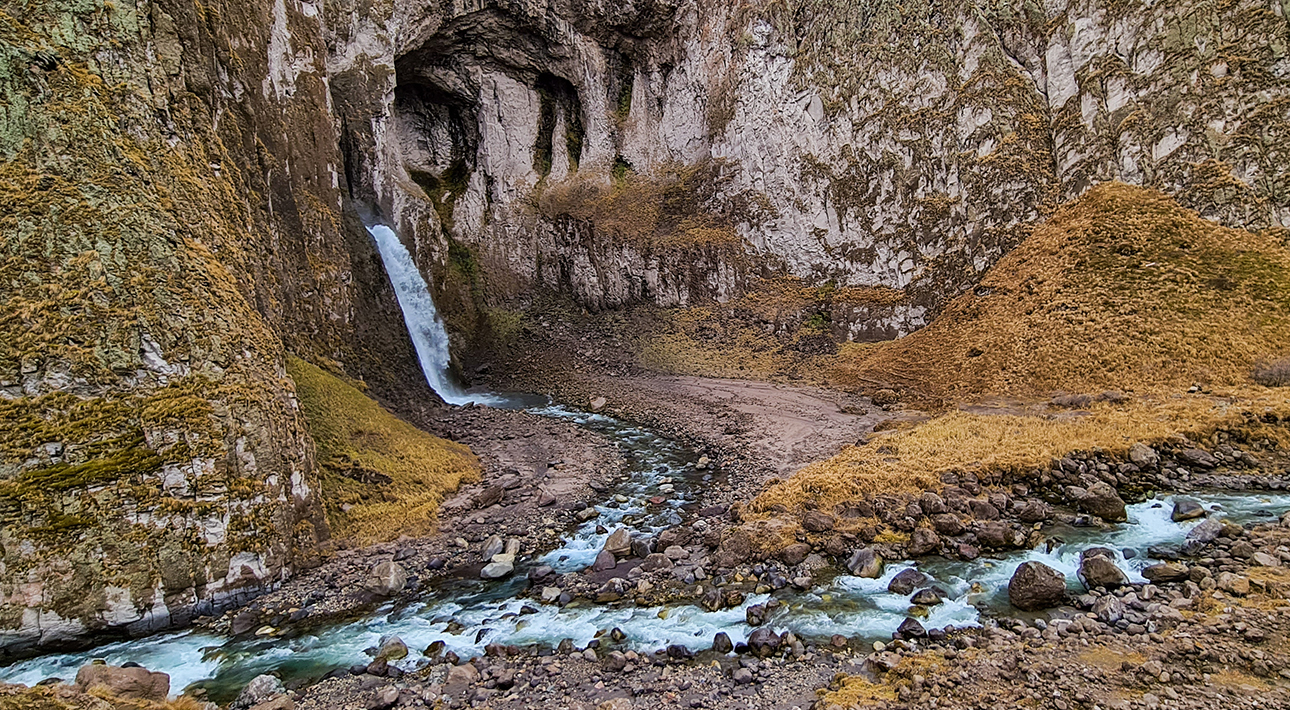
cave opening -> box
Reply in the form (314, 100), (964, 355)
(533, 72), (584, 178)
(392, 80), (479, 232)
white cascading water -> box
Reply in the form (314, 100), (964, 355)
(367, 224), (479, 406)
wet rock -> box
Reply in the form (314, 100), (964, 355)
(748, 628), (781, 657)
(666, 644), (693, 659)
(364, 561), (408, 597)
(423, 640), (446, 658)
(375, 636), (408, 661)
(910, 588), (942, 606)
(529, 565), (554, 581)
(604, 528), (633, 558)
(779, 543), (811, 565)
(640, 553), (673, 572)
(228, 674), (283, 710)
(1079, 555), (1129, 590)
(700, 586), (725, 612)
(1078, 482), (1127, 522)
(481, 555), (515, 579)
(475, 485), (504, 508)
(907, 527), (941, 556)
(712, 632), (733, 653)
(802, 511), (836, 532)
(1080, 546), (1115, 561)
(746, 604), (768, 626)
(895, 618), (927, 639)
(1142, 563), (1190, 583)
(846, 548), (883, 578)
(1171, 500), (1206, 522)
(1008, 561), (1066, 611)
(932, 513), (963, 536)
(888, 568), (928, 595)
(1016, 500), (1052, 523)
(576, 507), (600, 522)
(1129, 443), (1160, 468)
(592, 549), (618, 572)
(76, 663), (170, 702)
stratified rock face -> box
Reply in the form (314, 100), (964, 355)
(329, 0), (1290, 333)
(0, 0), (423, 652)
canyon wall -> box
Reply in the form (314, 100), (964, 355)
(0, 0), (427, 652)
(337, 0), (1289, 338)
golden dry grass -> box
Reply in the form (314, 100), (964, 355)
(832, 182), (1290, 403)
(286, 357), (480, 543)
(820, 676), (898, 708)
(749, 390), (1290, 514)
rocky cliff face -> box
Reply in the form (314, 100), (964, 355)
(0, 0), (427, 652)
(335, 0), (1288, 338)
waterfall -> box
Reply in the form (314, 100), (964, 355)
(367, 224), (480, 406)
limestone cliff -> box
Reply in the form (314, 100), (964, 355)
(332, 0), (1289, 339)
(0, 0), (427, 653)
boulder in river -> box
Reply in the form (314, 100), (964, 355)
(910, 588), (942, 606)
(748, 627), (781, 657)
(375, 635), (408, 661)
(746, 603), (767, 626)
(1171, 499), (1206, 522)
(481, 554), (516, 579)
(895, 617), (927, 640)
(1078, 554), (1129, 590)
(712, 632), (733, 653)
(887, 568), (928, 596)
(846, 547), (883, 578)
(1008, 561), (1067, 611)
(1078, 482), (1127, 522)
(364, 561), (408, 596)
(76, 663), (170, 702)
(603, 528), (632, 558)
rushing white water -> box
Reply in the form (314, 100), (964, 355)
(368, 224), (498, 406)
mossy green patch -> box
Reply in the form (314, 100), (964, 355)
(287, 356), (480, 543)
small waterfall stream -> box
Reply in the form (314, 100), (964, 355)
(367, 224), (483, 406)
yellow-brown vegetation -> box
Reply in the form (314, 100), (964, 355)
(832, 183), (1290, 403)
(750, 391), (1290, 514)
(286, 358), (480, 543)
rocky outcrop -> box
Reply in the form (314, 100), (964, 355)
(329, 0), (1290, 337)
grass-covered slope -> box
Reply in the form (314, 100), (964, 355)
(286, 358), (480, 544)
(834, 183), (1290, 404)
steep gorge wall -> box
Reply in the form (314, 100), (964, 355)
(335, 0), (1289, 340)
(0, 0), (428, 653)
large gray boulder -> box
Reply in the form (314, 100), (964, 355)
(846, 547), (884, 578)
(1008, 561), (1067, 611)
(228, 673), (284, 710)
(1078, 482), (1127, 522)
(1078, 554), (1129, 589)
(364, 560), (408, 596)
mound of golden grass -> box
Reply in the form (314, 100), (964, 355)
(750, 390), (1290, 515)
(286, 357), (480, 543)
(833, 182), (1290, 403)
